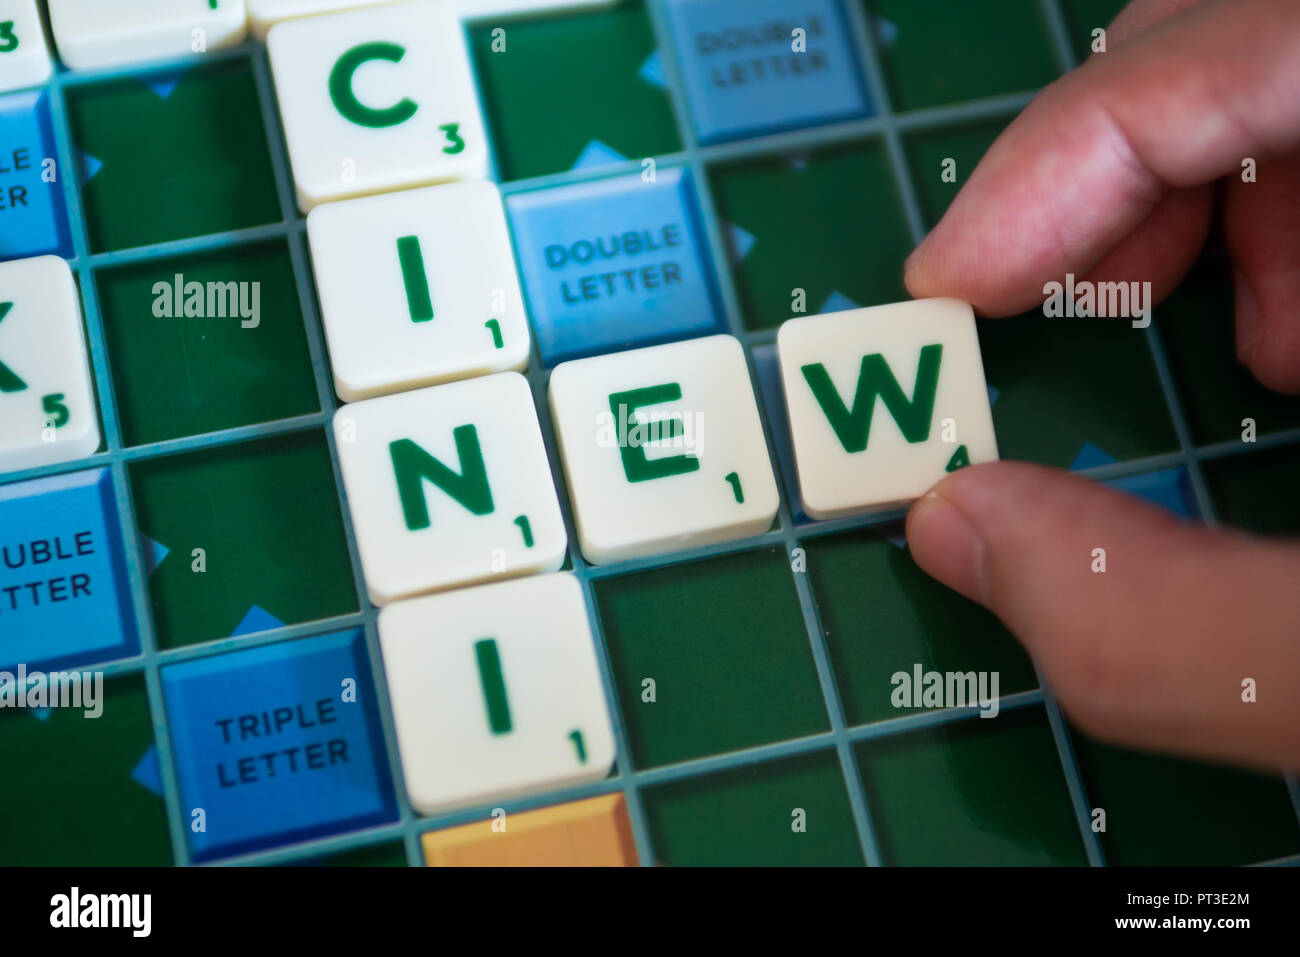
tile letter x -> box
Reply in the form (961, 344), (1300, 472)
(0, 302), (28, 392)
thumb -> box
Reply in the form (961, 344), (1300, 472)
(904, 460), (1300, 772)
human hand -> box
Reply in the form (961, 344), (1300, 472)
(902, 0), (1300, 772)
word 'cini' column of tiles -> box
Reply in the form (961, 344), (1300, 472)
(278, 1), (619, 831)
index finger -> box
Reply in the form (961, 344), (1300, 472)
(903, 0), (1300, 316)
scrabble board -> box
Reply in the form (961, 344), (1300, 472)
(2, 0), (1299, 867)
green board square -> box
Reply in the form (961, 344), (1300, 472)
(0, 675), (172, 865)
(903, 118), (1010, 227)
(65, 59), (281, 253)
(864, 0), (1060, 112)
(805, 526), (1038, 727)
(470, 1), (681, 181)
(1203, 445), (1300, 537)
(96, 241), (320, 446)
(130, 430), (359, 649)
(642, 750), (863, 866)
(978, 313), (1179, 468)
(1156, 264), (1300, 446)
(1059, 0), (1130, 62)
(709, 140), (912, 331)
(856, 707), (1087, 865)
(1071, 734), (1300, 866)
(594, 547), (829, 768)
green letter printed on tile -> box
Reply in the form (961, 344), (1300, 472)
(329, 41), (418, 129)
(801, 344), (943, 452)
(608, 383), (700, 483)
(389, 426), (495, 531)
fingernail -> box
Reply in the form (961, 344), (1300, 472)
(1234, 268), (1262, 363)
(906, 489), (989, 605)
(903, 236), (930, 277)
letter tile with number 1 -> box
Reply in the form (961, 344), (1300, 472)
(777, 299), (999, 519)
(549, 335), (779, 564)
(333, 372), (566, 605)
(380, 573), (616, 815)
(308, 181), (528, 401)
(267, 0), (487, 211)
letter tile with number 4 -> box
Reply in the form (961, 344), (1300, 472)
(0, 0), (52, 93)
(0, 256), (100, 474)
(307, 181), (528, 401)
(334, 372), (566, 606)
(777, 299), (998, 519)
(380, 572), (615, 815)
(267, 0), (487, 211)
(549, 335), (779, 564)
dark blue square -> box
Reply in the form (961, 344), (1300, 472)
(161, 629), (398, 862)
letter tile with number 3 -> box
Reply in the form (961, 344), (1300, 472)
(267, 0), (487, 211)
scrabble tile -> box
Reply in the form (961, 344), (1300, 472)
(267, 0), (488, 212)
(0, 256), (100, 473)
(0, 1), (52, 93)
(0, 468), (138, 672)
(422, 794), (636, 867)
(549, 335), (779, 564)
(777, 299), (998, 519)
(506, 167), (724, 366)
(664, 0), (870, 145)
(380, 573), (616, 814)
(307, 181), (528, 401)
(161, 629), (398, 862)
(0, 91), (71, 261)
(334, 372), (565, 605)
(248, 0), (391, 40)
(47, 0), (248, 72)
(251, 0), (617, 38)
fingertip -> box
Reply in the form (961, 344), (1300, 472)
(906, 485), (989, 607)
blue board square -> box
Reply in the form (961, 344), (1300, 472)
(0, 468), (138, 671)
(507, 166), (725, 366)
(664, 0), (871, 145)
(161, 629), (398, 862)
(0, 90), (72, 261)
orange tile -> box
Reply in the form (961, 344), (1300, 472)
(422, 793), (637, 867)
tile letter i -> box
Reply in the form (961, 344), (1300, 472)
(397, 235), (434, 322)
(475, 638), (513, 735)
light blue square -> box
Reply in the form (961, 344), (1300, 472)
(664, 0), (871, 145)
(161, 629), (397, 862)
(507, 166), (725, 366)
(0, 468), (138, 672)
(0, 90), (71, 261)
